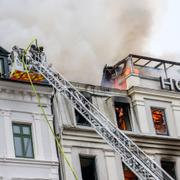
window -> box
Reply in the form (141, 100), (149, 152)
(0, 58), (4, 77)
(75, 92), (92, 126)
(75, 109), (91, 126)
(151, 107), (168, 135)
(123, 163), (138, 180)
(79, 156), (97, 180)
(161, 160), (176, 179)
(114, 102), (132, 131)
(12, 123), (34, 158)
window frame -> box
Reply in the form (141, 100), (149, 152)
(145, 99), (176, 136)
(12, 123), (34, 158)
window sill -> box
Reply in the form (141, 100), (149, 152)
(15, 156), (34, 159)
(75, 124), (92, 130)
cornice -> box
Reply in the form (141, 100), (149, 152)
(72, 82), (127, 97)
(0, 80), (52, 96)
(0, 86), (52, 103)
(128, 86), (180, 100)
(62, 128), (180, 155)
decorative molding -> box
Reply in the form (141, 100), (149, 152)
(104, 151), (115, 157)
(62, 129), (180, 155)
(0, 85), (52, 104)
(0, 110), (11, 116)
(171, 105), (180, 111)
(0, 158), (58, 166)
(128, 86), (180, 100)
(32, 114), (53, 121)
(71, 83), (127, 97)
(132, 100), (145, 107)
(64, 147), (72, 153)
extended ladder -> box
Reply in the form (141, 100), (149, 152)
(11, 47), (174, 180)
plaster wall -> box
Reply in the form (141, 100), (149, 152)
(0, 81), (59, 180)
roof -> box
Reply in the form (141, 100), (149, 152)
(114, 54), (180, 71)
(0, 46), (9, 57)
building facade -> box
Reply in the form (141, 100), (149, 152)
(0, 45), (180, 180)
(53, 55), (180, 180)
(0, 47), (59, 180)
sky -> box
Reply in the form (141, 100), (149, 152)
(0, 0), (180, 85)
(146, 0), (180, 60)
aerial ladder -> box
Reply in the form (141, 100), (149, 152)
(9, 44), (174, 180)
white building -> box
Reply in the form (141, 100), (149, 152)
(0, 47), (59, 180)
(53, 54), (180, 180)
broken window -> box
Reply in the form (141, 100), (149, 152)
(114, 102), (132, 131)
(75, 92), (92, 126)
(123, 163), (138, 180)
(79, 156), (97, 180)
(151, 107), (168, 135)
(161, 160), (176, 179)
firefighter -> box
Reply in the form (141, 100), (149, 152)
(12, 45), (27, 64)
(29, 44), (39, 61)
(38, 46), (47, 64)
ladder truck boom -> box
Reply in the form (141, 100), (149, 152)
(9, 45), (174, 180)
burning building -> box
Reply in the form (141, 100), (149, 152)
(101, 54), (180, 91)
(0, 43), (179, 180)
(53, 54), (180, 179)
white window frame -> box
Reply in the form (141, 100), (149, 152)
(145, 99), (176, 137)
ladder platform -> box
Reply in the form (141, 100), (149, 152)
(10, 69), (45, 82)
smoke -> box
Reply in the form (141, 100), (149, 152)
(0, 0), (159, 85)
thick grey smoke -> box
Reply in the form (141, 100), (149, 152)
(0, 0), (159, 85)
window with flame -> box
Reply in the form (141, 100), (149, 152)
(115, 102), (132, 131)
(151, 107), (168, 135)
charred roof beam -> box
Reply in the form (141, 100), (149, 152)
(155, 62), (163, 69)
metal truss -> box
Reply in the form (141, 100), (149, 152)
(10, 48), (174, 180)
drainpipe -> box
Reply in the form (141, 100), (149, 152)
(51, 88), (64, 180)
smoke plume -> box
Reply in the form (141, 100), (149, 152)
(0, 0), (159, 85)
